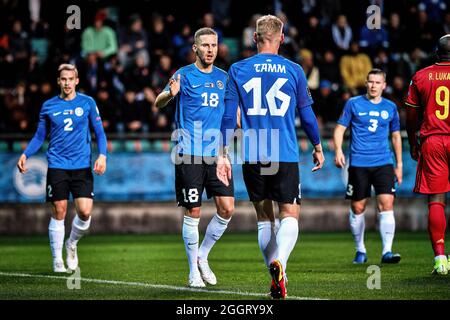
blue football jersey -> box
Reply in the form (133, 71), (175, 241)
(224, 53), (313, 162)
(24, 93), (107, 169)
(337, 95), (400, 167)
(166, 64), (228, 157)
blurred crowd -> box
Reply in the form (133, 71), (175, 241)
(0, 0), (449, 137)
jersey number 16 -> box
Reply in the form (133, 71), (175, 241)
(243, 77), (291, 117)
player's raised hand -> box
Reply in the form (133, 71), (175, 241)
(334, 149), (346, 168)
(94, 154), (107, 175)
(312, 147), (325, 172)
(169, 74), (181, 97)
(217, 156), (232, 186)
(17, 154), (27, 174)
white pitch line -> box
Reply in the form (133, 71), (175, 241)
(0, 271), (325, 300)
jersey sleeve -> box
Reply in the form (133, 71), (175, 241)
(405, 74), (421, 108)
(88, 98), (107, 156)
(221, 66), (239, 146)
(23, 104), (48, 158)
(337, 99), (353, 127)
(295, 65), (314, 110)
(390, 106), (401, 132)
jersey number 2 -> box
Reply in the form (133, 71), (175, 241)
(64, 118), (73, 131)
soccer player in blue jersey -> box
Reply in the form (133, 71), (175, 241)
(155, 28), (234, 288)
(16, 64), (107, 273)
(333, 69), (403, 264)
(217, 15), (324, 299)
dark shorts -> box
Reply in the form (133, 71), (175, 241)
(175, 156), (234, 209)
(345, 164), (396, 201)
(242, 162), (301, 204)
(46, 168), (94, 202)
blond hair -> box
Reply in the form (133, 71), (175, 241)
(58, 63), (78, 78)
(194, 27), (217, 45)
(255, 15), (283, 44)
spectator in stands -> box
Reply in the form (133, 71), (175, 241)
(9, 19), (30, 82)
(299, 49), (319, 91)
(124, 50), (152, 91)
(172, 22), (194, 65)
(4, 82), (31, 133)
(151, 53), (175, 95)
(118, 14), (150, 69)
(242, 14), (261, 53)
(201, 13), (223, 43)
(358, 23), (389, 56)
(96, 87), (119, 133)
(300, 14), (329, 55)
(331, 14), (352, 56)
(81, 10), (118, 60)
(313, 80), (339, 128)
(318, 49), (341, 90)
(121, 86), (149, 133)
(340, 41), (373, 95)
(149, 14), (173, 64)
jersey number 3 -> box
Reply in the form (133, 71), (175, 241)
(244, 77), (291, 117)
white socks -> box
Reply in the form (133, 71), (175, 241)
(275, 217), (299, 272)
(182, 216), (200, 276)
(379, 210), (395, 255)
(349, 209), (366, 253)
(68, 215), (91, 246)
(49, 218), (65, 261)
(257, 221), (278, 268)
(198, 213), (231, 262)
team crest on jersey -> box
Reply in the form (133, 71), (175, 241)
(381, 110), (389, 120)
(216, 80), (224, 89)
(75, 107), (84, 117)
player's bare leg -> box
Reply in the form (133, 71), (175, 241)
(197, 196), (234, 285)
(377, 194), (401, 263)
(350, 199), (368, 263)
(65, 197), (93, 271)
(428, 193), (448, 274)
(183, 207), (205, 287)
(49, 200), (68, 272)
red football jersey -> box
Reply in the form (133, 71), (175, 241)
(405, 62), (450, 137)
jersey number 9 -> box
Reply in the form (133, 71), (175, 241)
(435, 86), (449, 120)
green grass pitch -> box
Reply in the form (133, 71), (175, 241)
(0, 232), (449, 300)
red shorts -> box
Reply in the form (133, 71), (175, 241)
(414, 135), (450, 194)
